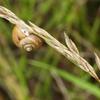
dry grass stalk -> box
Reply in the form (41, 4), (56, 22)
(51, 70), (70, 100)
(0, 6), (100, 82)
(95, 53), (100, 71)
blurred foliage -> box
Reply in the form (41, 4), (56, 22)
(0, 0), (100, 100)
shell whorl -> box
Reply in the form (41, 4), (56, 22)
(12, 25), (42, 51)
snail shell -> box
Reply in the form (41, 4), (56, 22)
(12, 25), (43, 52)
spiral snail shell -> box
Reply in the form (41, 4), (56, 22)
(12, 25), (43, 52)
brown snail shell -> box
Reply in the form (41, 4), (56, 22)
(12, 25), (43, 52)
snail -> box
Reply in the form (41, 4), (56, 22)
(12, 25), (43, 52)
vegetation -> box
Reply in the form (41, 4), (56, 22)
(0, 0), (100, 100)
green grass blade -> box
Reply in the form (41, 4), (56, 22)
(30, 60), (100, 98)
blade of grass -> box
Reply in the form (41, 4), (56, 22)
(90, 11), (100, 43)
(46, 0), (72, 29)
(30, 60), (100, 98)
